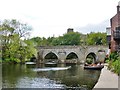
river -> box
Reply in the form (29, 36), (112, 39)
(2, 63), (101, 90)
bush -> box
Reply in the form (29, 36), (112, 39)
(105, 59), (109, 63)
(109, 52), (119, 61)
(108, 52), (120, 75)
(3, 58), (21, 64)
(112, 60), (120, 74)
(10, 58), (21, 63)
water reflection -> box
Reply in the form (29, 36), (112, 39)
(17, 77), (65, 88)
(2, 63), (101, 90)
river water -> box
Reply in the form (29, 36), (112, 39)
(2, 63), (101, 90)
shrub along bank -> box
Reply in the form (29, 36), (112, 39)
(106, 52), (120, 75)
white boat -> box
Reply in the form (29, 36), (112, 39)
(25, 62), (36, 65)
(33, 66), (71, 71)
(45, 61), (57, 66)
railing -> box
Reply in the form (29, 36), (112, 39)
(113, 30), (120, 40)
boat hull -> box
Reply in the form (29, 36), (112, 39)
(84, 65), (104, 70)
(25, 62), (36, 65)
(45, 62), (57, 67)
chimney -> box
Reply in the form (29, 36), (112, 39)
(117, 1), (120, 13)
(67, 28), (74, 33)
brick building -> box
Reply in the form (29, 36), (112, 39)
(108, 2), (120, 52)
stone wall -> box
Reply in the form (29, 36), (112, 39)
(37, 46), (108, 64)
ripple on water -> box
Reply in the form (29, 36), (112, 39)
(16, 77), (65, 88)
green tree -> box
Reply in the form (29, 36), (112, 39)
(62, 32), (81, 45)
(51, 36), (63, 45)
(0, 19), (33, 63)
(30, 32), (81, 46)
(47, 36), (55, 45)
(52, 32), (81, 45)
(86, 32), (107, 45)
(24, 40), (37, 60)
(30, 37), (42, 46)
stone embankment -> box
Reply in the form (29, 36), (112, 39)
(93, 65), (119, 90)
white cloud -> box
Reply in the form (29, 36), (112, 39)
(75, 20), (110, 34)
(0, 0), (120, 38)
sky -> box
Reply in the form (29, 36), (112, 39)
(0, 0), (120, 38)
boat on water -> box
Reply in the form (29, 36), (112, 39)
(33, 66), (71, 71)
(25, 62), (36, 65)
(84, 64), (104, 70)
(45, 60), (58, 67)
(45, 62), (57, 65)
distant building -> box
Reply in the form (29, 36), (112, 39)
(106, 27), (111, 49)
(67, 28), (74, 33)
(107, 2), (120, 52)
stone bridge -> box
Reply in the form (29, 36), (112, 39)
(37, 46), (108, 64)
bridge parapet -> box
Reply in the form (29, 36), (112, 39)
(37, 45), (84, 49)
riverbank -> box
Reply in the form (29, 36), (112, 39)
(93, 65), (119, 90)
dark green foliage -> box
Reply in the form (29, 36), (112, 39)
(52, 32), (81, 45)
(30, 36), (56, 46)
(109, 52), (119, 61)
(62, 32), (81, 45)
(107, 52), (120, 75)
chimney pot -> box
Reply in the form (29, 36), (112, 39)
(117, 1), (120, 13)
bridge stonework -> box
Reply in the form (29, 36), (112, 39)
(37, 46), (108, 64)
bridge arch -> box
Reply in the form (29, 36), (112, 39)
(44, 52), (59, 60)
(85, 52), (97, 64)
(66, 52), (79, 60)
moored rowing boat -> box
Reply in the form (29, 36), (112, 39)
(84, 65), (104, 70)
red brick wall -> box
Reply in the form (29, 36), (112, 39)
(118, 12), (120, 26)
(110, 14), (118, 52)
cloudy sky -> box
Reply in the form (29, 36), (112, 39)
(0, 0), (120, 38)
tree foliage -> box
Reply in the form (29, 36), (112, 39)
(31, 32), (81, 46)
(61, 32), (81, 45)
(30, 32), (107, 46)
(0, 19), (35, 63)
(107, 52), (120, 75)
(86, 32), (107, 45)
